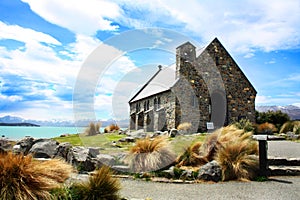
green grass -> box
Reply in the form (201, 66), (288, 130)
(53, 133), (207, 156)
(170, 134), (207, 155)
(53, 133), (126, 147)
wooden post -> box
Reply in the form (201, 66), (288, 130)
(255, 135), (268, 177)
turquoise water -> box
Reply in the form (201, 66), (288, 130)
(0, 126), (89, 140)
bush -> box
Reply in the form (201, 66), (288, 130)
(177, 122), (192, 131)
(233, 118), (255, 132)
(125, 136), (176, 172)
(70, 166), (120, 200)
(0, 152), (73, 200)
(104, 124), (120, 133)
(256, 110), (290, 130)
(280, 121), (300, 134)
(256, 122), (277, 134)
(85, 122), (101, 136)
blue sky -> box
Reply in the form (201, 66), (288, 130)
(0, 0), (300, 121)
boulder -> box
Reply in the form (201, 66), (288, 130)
(198, 160), (222, 182)
(96, 154), (116, 167)
(13, 137), (35, 154)
(54, 142), (73, 160)
(67, 146), (101, 172)
(127, 129), (146, 139)
(0, 138), (13, 152)
(29, 139), (59, 158)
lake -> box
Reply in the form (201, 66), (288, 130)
(0, 126), (90, 140)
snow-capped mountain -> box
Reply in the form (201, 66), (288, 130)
(256, 105), (300, 120)
(0, 115), (129, 127)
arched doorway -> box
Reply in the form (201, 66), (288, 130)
(210, 91), (227, 128)
(138, 112), (144, 130)
(146, 111), (154, 132)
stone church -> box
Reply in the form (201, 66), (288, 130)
(129, 38), (256, 132)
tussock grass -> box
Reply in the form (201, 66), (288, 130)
(177, 122), (192, 131)
(71, 166), (120, 200)
(176, 142), (207, 167)
(257, 122), (277, 134)
(215, 139), (259, 181)
(176, 125), (259, 181)
(0, 152), (73, 200)
(125, 136), (176, 172)
(104, 124), (120, 133)
(85, 122), (101, 136)
(280, 121), (300, 134)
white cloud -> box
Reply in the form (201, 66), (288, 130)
(22, 0), (122, 35)
(0, 21), (60, 45)
(116, 0), (300, 55)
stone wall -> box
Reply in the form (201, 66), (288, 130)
(130, 38), (256, 132)
(129, 91), (176, 132)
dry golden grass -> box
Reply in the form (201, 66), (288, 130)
(104, 124), (120, 133)
(0, 152), (73, 200)
(125, 136), (176, 172)
(71, 166), (120, 200)
(280, 121), (300, 133)
(177, 122), (192, 131)
(176, 142), (207, 167)
(215, 139), (259, 181)
(85, 122), (101, 136)
(257, 122), (277, 134)
(176, 125), (259, 181)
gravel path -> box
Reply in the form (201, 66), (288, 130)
(268, 141), (300, 158)
(120, 141), (300, 200)
(120, 176), (300, 200)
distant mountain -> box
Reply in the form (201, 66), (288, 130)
(0, 115), (129, 128)
(256, 105), (300, 120)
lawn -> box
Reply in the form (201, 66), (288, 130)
(53, 132), (207, 156)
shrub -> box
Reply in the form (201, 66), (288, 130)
(104, 124), (120, 133)
(256, 110), (290, 130)
(177, 122), (192, 131)
(0, 152), (73, 200)
(85, 122), (101, 136)
(233, 118), (255, 132)
(125, 136), (176, 172)
(256, 122), (277, 134)
(70, 166), (120, 200)
(280, 121), (300, 134)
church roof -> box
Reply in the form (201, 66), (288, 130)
(129, 64), (177, 103)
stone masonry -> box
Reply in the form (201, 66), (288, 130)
(129, 38), (256, 132)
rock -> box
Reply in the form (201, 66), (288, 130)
(286, 131), (300, 140)
(13, 137), (35, 154)
(198, 160), (222, 182)
(96, 154), (116, 167)
(112, 165), (130, 172)
(127, 129), (146, 139)
(67, 146), (101, 172)
(29, 139), (59, 158)
(118, 136), (135, 143)
(168, 129), (178, 138)
(54, 142), (73, 160)
(0, 138), (13, 152)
